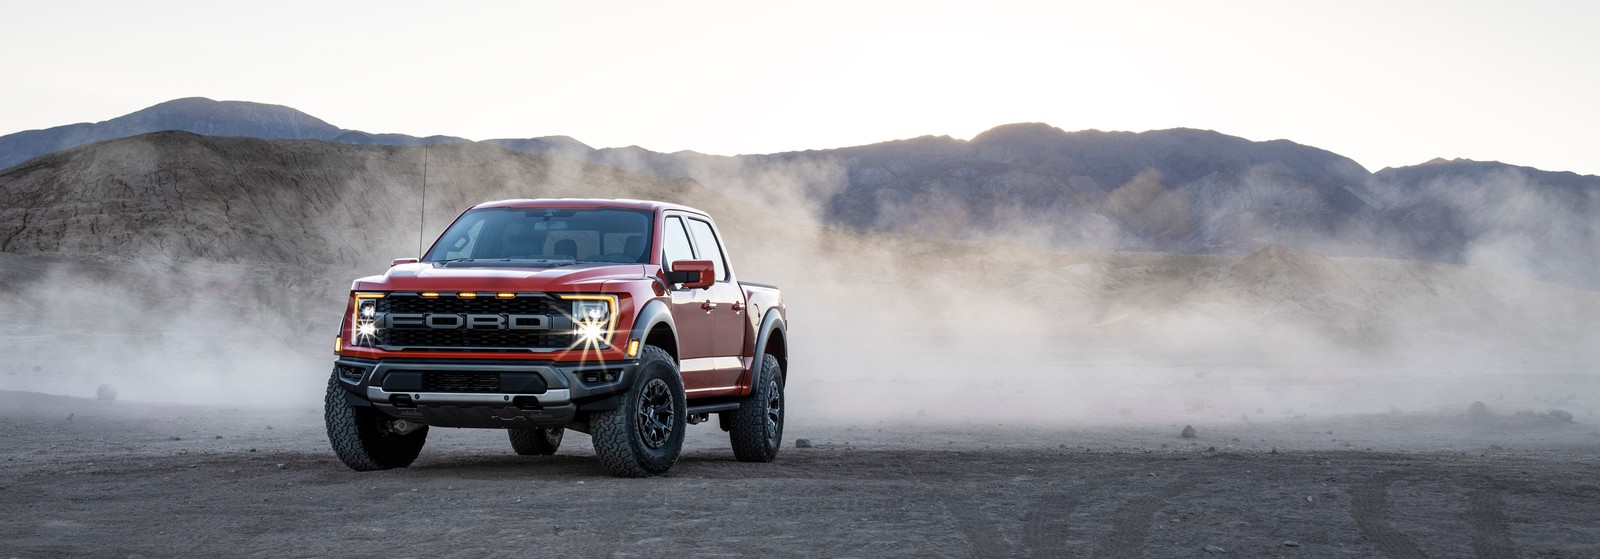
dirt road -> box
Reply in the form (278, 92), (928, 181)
(2, 391), (1597, 558)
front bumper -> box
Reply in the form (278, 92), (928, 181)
(332, 356), (639, 429)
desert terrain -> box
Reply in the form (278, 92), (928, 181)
(3, 389), (1598, 558)
(2, 134), (1597, 558)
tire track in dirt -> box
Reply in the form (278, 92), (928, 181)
(945, 488), (1079, 558)
(1087, 474), (1199, 559)
(1351, 471), (1428, 559)
(1468, 483), (1515, 559)
(1021, 493), (1078, 559)
(946, 490), (1011, 558)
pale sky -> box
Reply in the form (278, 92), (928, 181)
(2, 0), (1597, 175)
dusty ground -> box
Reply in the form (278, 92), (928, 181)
(1, 390), (1598, 559)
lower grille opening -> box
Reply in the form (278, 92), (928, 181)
(425, 372), (501, 393)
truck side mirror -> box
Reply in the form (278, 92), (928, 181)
(666, 260), (715, 289)
(391, 257), (419, 267)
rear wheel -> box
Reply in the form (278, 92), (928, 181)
(508, 427), (564, 455)
(324, 375), (427, 471)
(590, 345), (686, 477)
(728, 354), (784, 462)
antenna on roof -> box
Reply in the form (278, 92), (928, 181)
(417, 144), (429, 257)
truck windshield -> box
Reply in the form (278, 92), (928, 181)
(423, 207), (653, 265)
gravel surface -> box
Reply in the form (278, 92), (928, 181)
(2, 390), (1598, 558)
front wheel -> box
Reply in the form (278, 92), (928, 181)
(589, 345), (686, 477)
(728, 354), (784, 462)
(324, 375), (427, 471)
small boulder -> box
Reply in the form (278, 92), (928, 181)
(96, 384), (118, 402)
(1550, 409), (1574, 423)
(1467, 401), (1493, 419)
(794, 439), (812, 448)
(1181, 425), (1197, 439)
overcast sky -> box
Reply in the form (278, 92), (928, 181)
(2, 1), (1596, 175)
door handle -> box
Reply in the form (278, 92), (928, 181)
(701, 301), (718, 312)
(731, 301), (746, 313)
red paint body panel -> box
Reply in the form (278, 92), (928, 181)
(336, 198), (785, 401)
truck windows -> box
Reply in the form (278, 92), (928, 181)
(440, 219), (484, 260)
(685, 218), (728, 282)
(423, 208), (653, 264)
(662, 216), (694, 269)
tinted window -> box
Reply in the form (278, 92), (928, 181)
(685, 218), (728, 282)
(424, 208), (652, 263)
(662, 216), (693, 269)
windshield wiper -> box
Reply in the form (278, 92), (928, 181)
(434, 258), (577, 268)
(430, 258), (476, 267)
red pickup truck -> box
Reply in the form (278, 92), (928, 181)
(324, 199), (789, 477)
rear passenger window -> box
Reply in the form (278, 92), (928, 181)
(685, 218), (728, 282)
(662, 216), (693, 270)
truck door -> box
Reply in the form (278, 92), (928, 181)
(683, 217), (747, 390)
(661, 216), (719, 392)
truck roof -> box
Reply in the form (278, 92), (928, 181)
(471, 198), (709, 216)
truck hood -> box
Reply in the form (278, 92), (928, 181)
(351, 263), (651, 292)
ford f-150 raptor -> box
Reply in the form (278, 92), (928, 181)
(324, 199), (788, 477)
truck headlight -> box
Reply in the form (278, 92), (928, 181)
(574, 300), (609, 323)
(561, 295), (617, 347)
(351, 293), (384, 346)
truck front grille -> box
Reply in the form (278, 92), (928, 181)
(375, 293), (574, 351)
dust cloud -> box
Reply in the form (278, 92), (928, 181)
(2, 138), (1596, 447)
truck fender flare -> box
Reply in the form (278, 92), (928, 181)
(629, 298), (678, 358)
(752, 308), (787, 377)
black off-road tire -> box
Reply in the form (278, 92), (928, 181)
(508, 427), (564, 455)
(324, 375), (427, 471)
(589, 345), (686, 477)
(728, 354), (784, 462)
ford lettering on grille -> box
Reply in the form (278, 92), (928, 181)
(382, 313), (551, 330)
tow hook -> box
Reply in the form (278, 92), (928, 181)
(386, 419), (425, 435)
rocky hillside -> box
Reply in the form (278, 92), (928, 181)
(1365, 158), (1600, 286)
(3, 99), (1597, 287)
(1, 132), (1595, 380)
(0, 98), (339, 170)
(0, 131), (765, 272)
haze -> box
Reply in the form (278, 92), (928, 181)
(2, 0), (1598, 175)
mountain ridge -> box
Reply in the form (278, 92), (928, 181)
(2, 98), (1595, 287)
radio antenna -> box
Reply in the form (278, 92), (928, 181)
(417, 144), (429, 257)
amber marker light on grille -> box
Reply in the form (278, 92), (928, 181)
(421, 292), (439, 298)
(458, 292), (478, 298)
(496, 292), (516, 299)
(626, 339), (640, 357)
